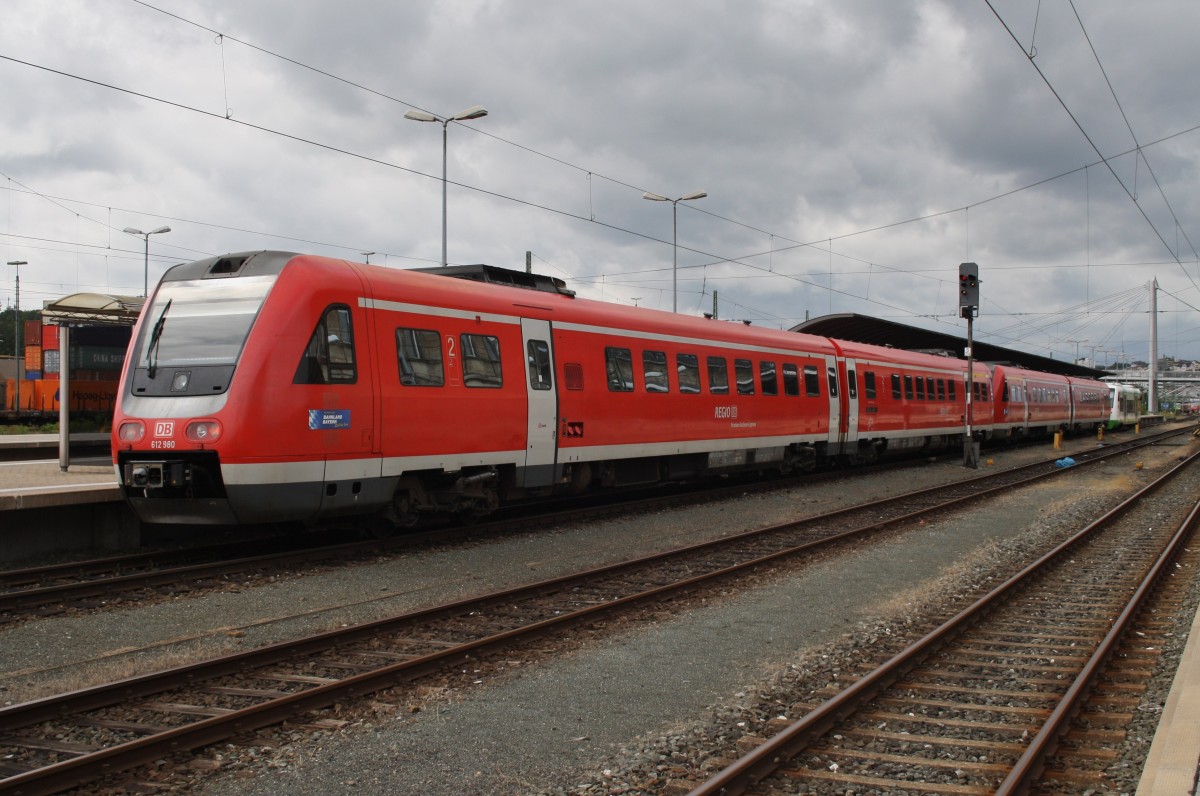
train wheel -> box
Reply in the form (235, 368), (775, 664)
(384, 493), (421, 529)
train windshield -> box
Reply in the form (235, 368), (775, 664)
(136, 275), (276, 370)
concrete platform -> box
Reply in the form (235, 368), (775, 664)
(0, 434), (120, 511)
(0, 435), (134, 560)
(0, 457), (121, 511)
(1137, 594), (1200, 794)
(0, 431), (110, 451)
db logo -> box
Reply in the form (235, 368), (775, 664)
(153, 421), (175, 437)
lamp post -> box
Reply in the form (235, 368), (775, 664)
(404, 104), (489, 267)
(642, 190), (707, 312)
(123, 226), (171, 296)
(1067, 339), (1089, 366)
(7, 260), (25, 415)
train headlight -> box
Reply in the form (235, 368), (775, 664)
(117, 421), (145, 443)
(185, 420), (222, 443)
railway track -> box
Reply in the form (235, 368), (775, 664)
(0, 428), (1194, 793)
(687, 442), (1200, 794)
(0, 427), (1186, 625)
(0, 468), (813, 623)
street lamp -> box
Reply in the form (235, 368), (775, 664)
(404, 104), (489, 267)
(642, 190), (707, 312)
(1067, 339), (1089, 365)
(361, 251), (375, 264)
(123, 226), (171, 296)
(6, 261), (26, 414)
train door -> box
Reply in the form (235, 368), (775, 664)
(843, 358), (860, 445)
(520, 318), (558, 488)
(1016, 378), (1030, 431)
(824, 355), (841, 449)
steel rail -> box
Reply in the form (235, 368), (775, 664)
(0, 452), (852, 613)
(1, 425), (1186, 617)
(996, 484), (1200, 793)
(687, 444), (1200, 796)
(0, 428), (1193, 795)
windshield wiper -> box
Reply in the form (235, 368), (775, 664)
(145, 298), (172, 379)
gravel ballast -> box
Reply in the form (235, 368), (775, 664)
(2, 430), (1196, 794)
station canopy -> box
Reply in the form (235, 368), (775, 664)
(40, 293), (144, 326)
(791, 313), (1108, 379)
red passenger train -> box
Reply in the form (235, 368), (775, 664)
(112, 252), (1109, 526)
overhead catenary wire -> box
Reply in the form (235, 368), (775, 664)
(1067, 0), (1199, 262)
(2, 5), (1198, 360)
(984, 0), (1200, 294)
(0, 52), (951, 326)
(107, 3), (1200, 291)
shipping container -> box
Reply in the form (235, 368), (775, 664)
(24, 319), (42, 346)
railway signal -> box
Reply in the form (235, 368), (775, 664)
(959, 262), (979, 319)
(960, 262), (981, 468)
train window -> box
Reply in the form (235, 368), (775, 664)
(760, 361), (778, 396)
(606, 347), (634, 392)
(847, 369), (857, 399)
(925, 377), (935, 400)
(827, 367), (839, 397)
(526, 340), (552, 391)
(293, 304), (357, 385)
(643, 350), (669, 393)
(948, 380), (956, 401)
(783, 363), (800, 396)
(982, 383), (990, 401)
(805, 365), (821, 397)
(891, 373), (901, 399)
(707, 356), (729, 394)
(396, 327), (443, 387)
(937, 379), (946, 401)
(903, 375), (914, 401)
(564, 363), (584, 390)
(461, 334), (503, 388)
(735, 359), (755, 395)
(915, 377), (925, 400)
(864, 371), (877, 400)
(677, 354), (701, 394)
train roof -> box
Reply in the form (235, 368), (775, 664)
(792, 313), (1108, 379)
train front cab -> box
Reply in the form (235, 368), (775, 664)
(114, 252), (284, 523)
(1107, 383), (1141, 429)
(114, 252), (392, 525)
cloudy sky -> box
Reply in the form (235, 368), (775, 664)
(2, 0), (1198, 366)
